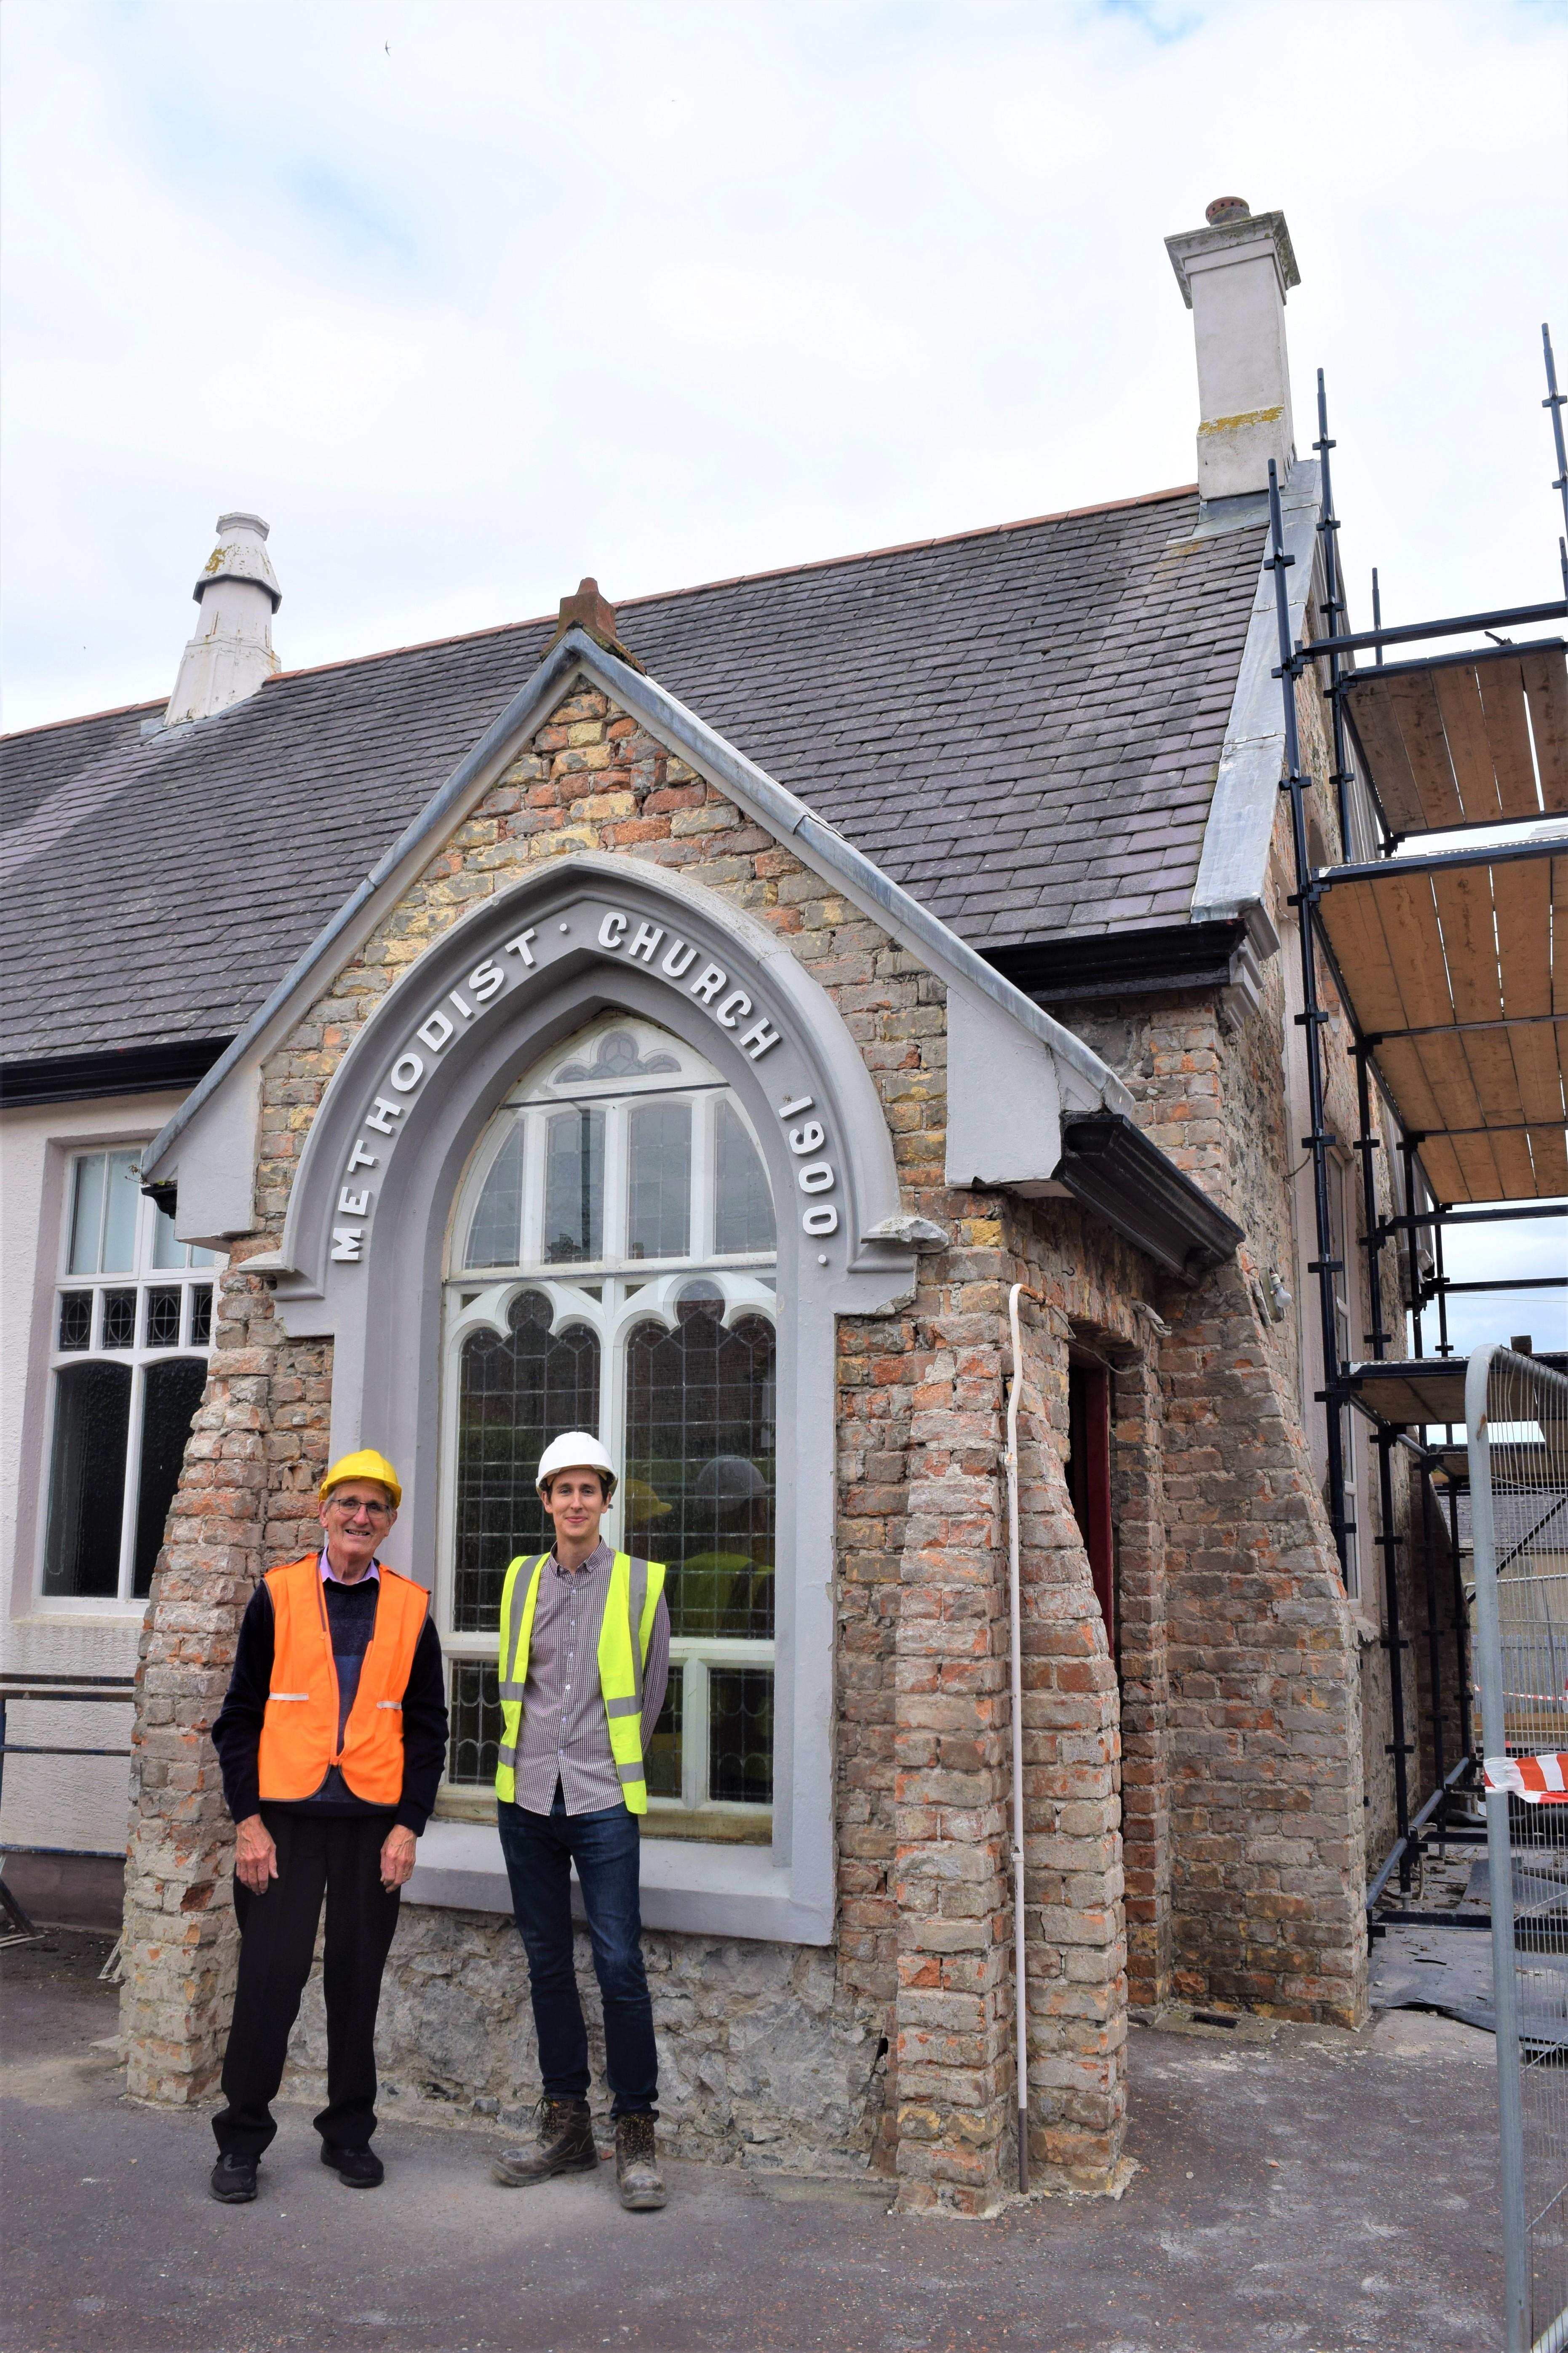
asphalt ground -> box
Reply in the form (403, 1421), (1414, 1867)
(0, 1930), (1501, 2353)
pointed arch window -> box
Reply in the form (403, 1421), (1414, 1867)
(439, 1017), (777, 1832)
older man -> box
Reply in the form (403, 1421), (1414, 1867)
(491, 1431), (671, 2212)
(207, 1450), (447, 2204)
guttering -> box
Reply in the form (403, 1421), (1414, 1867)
(0, 1037), (233, 1107)
(987, 921), (1250, 1006)
(1055, 1113), (1244, 1283)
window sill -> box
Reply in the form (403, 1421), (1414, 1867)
(644, 1806), (772, 1845)
(19, 1600), (147, 1623)
(405, 1816), (830, 1945)
(433, 1789), (772, 1844)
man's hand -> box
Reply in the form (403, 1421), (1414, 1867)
(380, 1825), (417, 1891)
(234, 1814), (278, 1895)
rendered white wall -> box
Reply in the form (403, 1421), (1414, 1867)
(165, 512), (281, 726)
(1165, 207), (1300, 502)
(0, 1090), (186, 1857)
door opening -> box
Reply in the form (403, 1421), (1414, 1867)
(1066, 1357), (1115, 1655)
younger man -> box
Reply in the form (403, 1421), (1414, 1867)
(491, 1431), (670, 2212)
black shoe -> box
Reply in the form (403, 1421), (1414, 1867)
(321, 2143), (384, 2189)
(492, 2096), (598, 2187)
(209, 2153), (259, 2204)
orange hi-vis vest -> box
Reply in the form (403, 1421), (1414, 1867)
(256, 1555), (429, 1808)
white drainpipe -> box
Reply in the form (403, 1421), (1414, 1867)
(1005, 1281), (1039, 2194)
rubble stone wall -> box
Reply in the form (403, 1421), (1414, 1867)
(1106, 1343), (1170, 2013)
(1054, 906), (1369, 2024)
(288, 1909), (892, 2175)
(120, 681), (1140, 2214)
(121, 660), (1381, 2200)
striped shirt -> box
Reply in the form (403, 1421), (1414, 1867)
(512, 1540), (670, 1816)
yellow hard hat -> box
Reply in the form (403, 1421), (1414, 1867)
(624, 1476), (672, 1524)
(320, 1449), (403, 1508)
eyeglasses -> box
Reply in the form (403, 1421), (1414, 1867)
(327, 1498), (393, 1521)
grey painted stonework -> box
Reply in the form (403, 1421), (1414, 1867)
(944, 979), (1063, 1189)
(1190, 455), (1320, 944)
(244, 856), (933, 1945)
(141, 632), (1127, 1233)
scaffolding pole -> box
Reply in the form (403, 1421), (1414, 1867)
(1271, 351), (1563, 2003)
(1267, 457), (1348, 1577)
(1418, 1460), (1447, 1840)
(1375, 1429), (1414, 1883)
(1314, 372), (1354, 852)
(1545, 321), (1568, 602)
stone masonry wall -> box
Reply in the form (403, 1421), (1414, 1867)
(1157, 1255), (1365, 2024)
(1055, 888), (1368, 2023)
(1004, 1207), (1150, 2190)
(123, 678), (1143, 2214)
(287, 1909), (891, 2176)
(1106, 1342), (1170, 2013)
(885, 1190), (1145, 2212)
(120, 1259), (330, 2102)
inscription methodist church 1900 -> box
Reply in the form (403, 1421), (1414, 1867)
(331, 900), (799, 1265)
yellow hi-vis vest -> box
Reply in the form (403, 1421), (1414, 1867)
(494, 1551), (665, 1813)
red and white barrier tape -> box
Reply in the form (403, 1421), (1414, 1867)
(1485, 1753), (1568, 1803)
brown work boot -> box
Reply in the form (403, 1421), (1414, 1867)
(492, 2096), (598, 2187)
(614, 2111), (667, 2211)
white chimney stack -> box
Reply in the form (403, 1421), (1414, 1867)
(166, 512), (281, 725)
(1165, 198), (1301, 503)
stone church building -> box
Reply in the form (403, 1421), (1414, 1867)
(1, 201), (1431, 2214)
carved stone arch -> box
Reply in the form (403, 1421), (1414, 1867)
(268, 851), (919, 1939)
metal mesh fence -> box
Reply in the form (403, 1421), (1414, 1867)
(1469, 1344), (1568, 2353)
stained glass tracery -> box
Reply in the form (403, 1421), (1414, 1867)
(445, 1016), (778, 1817)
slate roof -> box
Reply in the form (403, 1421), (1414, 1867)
(0, 486), (1264, 1075)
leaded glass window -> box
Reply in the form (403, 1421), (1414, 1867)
(42, 1150), (219, 1603)
(452, 1293), (600, 1633)
(440, 1016), (777, 1831)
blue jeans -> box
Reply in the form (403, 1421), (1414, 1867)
(497, 1793), (658, 2118)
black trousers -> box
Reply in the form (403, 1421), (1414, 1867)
(211, 1807), (401, 2160)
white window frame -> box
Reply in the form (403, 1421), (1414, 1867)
(38, 1147), (219, 1612)
(261, 856), (919, 1942)
(437, 1016), (779, 1826)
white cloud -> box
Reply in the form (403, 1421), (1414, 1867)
(2, 0), (1562, 1332)
(1429, 1200), (1567, 1358)
(2, 0), (1564, 731)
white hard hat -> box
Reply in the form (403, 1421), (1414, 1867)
(536, 1431), (617, 1494)
(695, 1455), (769, 1504)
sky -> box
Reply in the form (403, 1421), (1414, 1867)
(1, 0), (1565, 1344)
(3, 0), (1565, 730)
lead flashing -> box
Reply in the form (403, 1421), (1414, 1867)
(1190, 456), (1320, 949)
